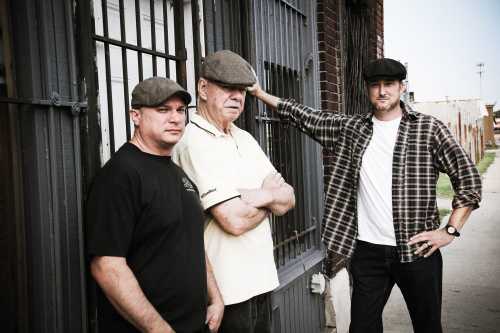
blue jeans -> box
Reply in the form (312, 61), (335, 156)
(219, 292), (272, 333)
(350, 240), (443, 333)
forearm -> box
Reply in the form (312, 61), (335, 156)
(204, 255), (224, 332)
(447, 206), (473, 231)
(205, 255), (223, 306)
(252, 86), (281, 109)
(229, 207), (269, 235)
(239, 183), (295, 216)
(91, 257), (173, 333)
(267, 184), (295, 216)
(211, 200), (269, 236)
(238, 188), (274, 208)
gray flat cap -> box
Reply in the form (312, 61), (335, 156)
(200, 50), (256, 88)
(131, 77), (191, 108)
(363, 58), (407, 82)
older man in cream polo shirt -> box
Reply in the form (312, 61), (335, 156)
(172, 50), (295, 333)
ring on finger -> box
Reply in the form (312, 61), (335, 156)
(427, 241), (432, 247)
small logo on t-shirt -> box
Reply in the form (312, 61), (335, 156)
(182, 177), (196, 192)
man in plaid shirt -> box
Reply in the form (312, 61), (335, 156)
(249, 58), (481, 333)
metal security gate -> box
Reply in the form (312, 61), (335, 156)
(83, 0), (202, 163)
(204, 1), (325, 332)
(1, 0), (88, 331)
(252, 2), (325, 332)
(79, 1), (204, 331)
(83, 0), (325, 332)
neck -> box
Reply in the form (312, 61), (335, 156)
(373, 103), (403, 121)
(198, 104), (232, 134)
(129, 133), (171, 156)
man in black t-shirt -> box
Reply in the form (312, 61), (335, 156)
(86, 77), (224, 333)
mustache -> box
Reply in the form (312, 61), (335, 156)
(224, 104), (242, 109)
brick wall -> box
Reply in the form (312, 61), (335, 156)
(317, 0), (385, 190)
(371, 0), (384, 58)
(317, 0), (343, 113)
(316, 0), (384, 114)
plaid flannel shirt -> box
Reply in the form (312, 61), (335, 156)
(277, 99), (482, 263)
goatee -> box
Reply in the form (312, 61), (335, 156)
(376, 100), (400, 113)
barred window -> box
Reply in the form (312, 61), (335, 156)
(261, 62), (319, 268)
(92, 0), (202, 162)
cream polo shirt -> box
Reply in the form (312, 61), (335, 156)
(172, 113), (280, 305)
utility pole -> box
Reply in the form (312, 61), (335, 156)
(404, 62), (410, 103)
(477, 62), (485, 99)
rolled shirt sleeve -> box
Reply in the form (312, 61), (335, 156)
(173, 143), (241, 210)
(433, 120), (482, 210)
(277, 98), (347, 149)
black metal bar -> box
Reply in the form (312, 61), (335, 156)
(101, 0), (115, 153)
(150, 0), (157, 75)
(230, 0), (238, 51)
(284, 4), (289, 68)
(118, 0), (131, 140)
(135, 0), (144, 81)
(274, 226), (316, 249)
(288, 70), (298, 257)
(0, 96), (87, 107)
(271, 0), (277, 64)
(219, 0), (226, 49)
(201, 0), (214, 54)
(173, 0), (187, 88)
(92, 35), (184, 61)
(191, 0), (201, 89)
(163, 0), (170, 77)
(263, 0), (270, 66)
(101, 0), (110, 38)
(279, 0), (306, 18)
(295, 14), (301, 73)
(62, 0), (88, 327)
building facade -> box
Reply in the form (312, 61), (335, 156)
(0, 0), (382, 332)
(412, 99), (486, 163)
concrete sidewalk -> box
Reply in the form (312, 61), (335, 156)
(383, 147), (500, 332)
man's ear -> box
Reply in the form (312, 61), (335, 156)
(129, 108), (141, 127)
(400, 81), (407, 94)
(198, 78), (208, 101)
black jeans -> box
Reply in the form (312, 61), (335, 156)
(350, 240), (443, 333)
(219, 292), (272, 333)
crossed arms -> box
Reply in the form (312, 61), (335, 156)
(210, 171), (295, 236)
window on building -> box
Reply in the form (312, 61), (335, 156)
(92, 0), (202, 162)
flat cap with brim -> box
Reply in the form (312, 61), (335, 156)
(200, 50), (256, 88)
(131, 77), (191, 108)
(363, 58), (407, 82)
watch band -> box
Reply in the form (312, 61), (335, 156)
(445, 224), (460, 237)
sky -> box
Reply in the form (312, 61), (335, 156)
(384, 0), (500, 110)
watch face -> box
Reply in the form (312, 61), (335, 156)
(447, 226), (456, 234)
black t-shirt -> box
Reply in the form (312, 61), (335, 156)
(86, 143), (207, 333)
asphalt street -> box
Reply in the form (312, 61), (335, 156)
(383, 147), (500, 332)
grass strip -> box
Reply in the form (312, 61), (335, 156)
(437, 151), (496, 198)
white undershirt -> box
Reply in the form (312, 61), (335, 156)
(357, 115), (402, 246)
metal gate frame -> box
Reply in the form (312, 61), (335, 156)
(203, 1), (326, 332)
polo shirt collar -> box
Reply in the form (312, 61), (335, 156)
(189, 113), (237, 137)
